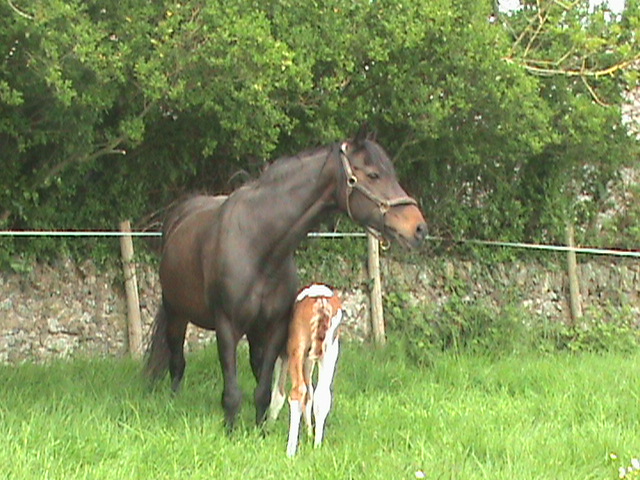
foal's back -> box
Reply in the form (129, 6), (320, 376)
(288, 284), (342, 364)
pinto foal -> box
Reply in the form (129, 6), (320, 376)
(268, 284), (343, 456)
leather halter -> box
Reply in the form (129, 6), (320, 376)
(338, 142), (418, 221)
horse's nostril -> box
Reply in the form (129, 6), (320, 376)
(416, 222), (427, 240)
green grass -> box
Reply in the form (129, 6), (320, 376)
(1, 343), (638, 479)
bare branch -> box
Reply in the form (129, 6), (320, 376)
(37, 101), (156, 188)
(41, 136), (128, 186)
(509, 9), (543, 54)
(523, 6), (551, 59)
(7, 0), (33, 20)
(581, 77), (610, 107)
(503, 55), (640, 78)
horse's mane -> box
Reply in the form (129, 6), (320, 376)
(236, 137), (394, 191)
(255, 144), (333, 186)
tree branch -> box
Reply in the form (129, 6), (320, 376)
(37, 101), (156, 188)
(503, 55), (640, 78)
(7, 0), (33, 20)
(581, 76), (609, 107)
(41, 136), (128, 186)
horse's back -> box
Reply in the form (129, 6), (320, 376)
(162, 195), (227, 243)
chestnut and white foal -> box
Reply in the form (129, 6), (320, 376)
(268, 284), (343, 457)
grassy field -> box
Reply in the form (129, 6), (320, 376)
(1, 342), (638, 480)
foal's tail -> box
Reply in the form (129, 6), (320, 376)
(310, 298), (333, 359)
(144, 302), (171, 383)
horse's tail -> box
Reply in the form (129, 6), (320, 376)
(144, 302), (171, 383)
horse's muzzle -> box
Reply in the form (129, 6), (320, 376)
(414, 221), (428, 245)
(400, 221), (427, 249)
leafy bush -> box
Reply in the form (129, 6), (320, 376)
(385, 288), (640, 365)
(385, 290), (532, 365)
(551, 304), (640, 353)
(384, 290), (440, 367)
(295, 229), (367, 289)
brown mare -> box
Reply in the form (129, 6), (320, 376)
(145, 129), (427, 430)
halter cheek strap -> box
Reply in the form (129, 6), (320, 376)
(339, 142), (418, 221)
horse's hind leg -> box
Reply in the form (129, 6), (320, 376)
(167, 317), (188, 392)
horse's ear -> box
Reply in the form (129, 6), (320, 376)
(353, 122), (369, 147)
(367, 129), (377, 142)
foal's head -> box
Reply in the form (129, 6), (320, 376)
(335, 130), (427, 249)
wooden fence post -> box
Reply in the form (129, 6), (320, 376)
(565, 222), (583, 324)
(119, 220), (143, 358)
(367, 233), (386, 345)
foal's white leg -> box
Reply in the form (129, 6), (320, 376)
(267, 356), (287, 423)
(287, 399), (303, 457)
(303, 359), (315, 438)
(313, 337), (340, 447)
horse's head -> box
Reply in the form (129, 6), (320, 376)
(335, 130), (427, 249)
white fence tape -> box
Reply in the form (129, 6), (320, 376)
(0, 230), (638, 258)
(0, 230), (365, 238)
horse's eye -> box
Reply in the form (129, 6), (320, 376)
(367, 171), (380, 180)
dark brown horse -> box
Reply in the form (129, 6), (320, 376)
(145, 129), (427, 429)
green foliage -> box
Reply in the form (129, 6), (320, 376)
(384, 290), (439, 366)
(386, 288), (640, 365)
(595, 175), (640, 248)
(551, 304), (640, 353)
(296, 228), (367, 289)
(385, 289), (533, 365)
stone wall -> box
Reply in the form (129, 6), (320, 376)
(0, 255), (638, 363)
(0, 258), (371, 363)
(382, 256), (639, 323)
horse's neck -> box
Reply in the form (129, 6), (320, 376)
(248, 149), (338, 261)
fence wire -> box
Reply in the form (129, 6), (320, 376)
(0, 230), (638, 258)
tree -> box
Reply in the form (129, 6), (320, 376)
(498, 0), (639, 242)
(0, 0), (637, 263)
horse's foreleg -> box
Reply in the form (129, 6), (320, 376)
(215, 320), (242, 431)
(253, 322), (288, 425)
(248, 341), (264, 382)
(313, 337), (339, 448)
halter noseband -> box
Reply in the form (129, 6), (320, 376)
(339, 142), (418, 221)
